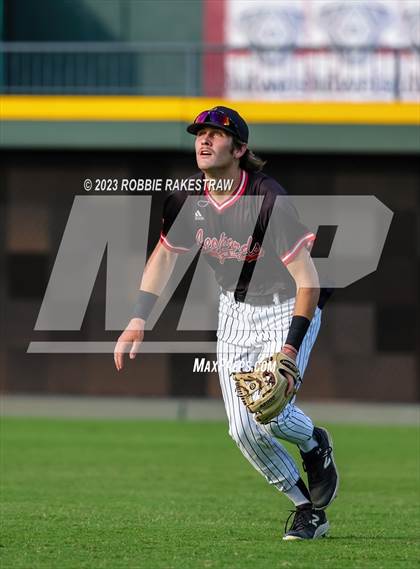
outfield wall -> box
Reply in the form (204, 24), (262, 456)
(1, 97), (419, 153)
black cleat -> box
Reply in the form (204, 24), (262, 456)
(283, 504), (329, 541)
(301, 426), (339, 510)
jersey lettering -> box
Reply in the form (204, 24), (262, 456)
(195, 229), (265, 264)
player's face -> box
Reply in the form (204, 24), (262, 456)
(195, 127), (237, 172)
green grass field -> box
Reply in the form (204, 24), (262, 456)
(1, 418), (418, 569)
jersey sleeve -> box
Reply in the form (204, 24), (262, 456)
(260, 179), (316, 265)
(160, 192), (195, 253)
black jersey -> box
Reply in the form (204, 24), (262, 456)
(160, 170), (317, 302)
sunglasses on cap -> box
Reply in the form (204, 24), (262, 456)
(193, 110), (240, 137)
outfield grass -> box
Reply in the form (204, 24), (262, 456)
(1, 418), (418, 569)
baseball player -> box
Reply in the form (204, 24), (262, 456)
(114, 107), (338, 541)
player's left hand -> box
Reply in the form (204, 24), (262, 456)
(231, 350), (301, 424)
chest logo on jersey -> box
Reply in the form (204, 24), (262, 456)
(195, 229), (265, 264)
(194, 210), (205, 221)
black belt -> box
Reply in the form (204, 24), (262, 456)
(221, 288), (287, 306)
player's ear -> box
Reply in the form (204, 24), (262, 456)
(233, 143), (247, 159)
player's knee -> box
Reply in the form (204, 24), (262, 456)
(261, 421), (278, 439)
(270, 404), (291, 427)
(260, 409), (291, 439)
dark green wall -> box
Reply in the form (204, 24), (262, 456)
(5, 0), (117, 41)
(1, 121), (419, 154)
(126, 0), (202, 42)
(5, 0), (202, 42)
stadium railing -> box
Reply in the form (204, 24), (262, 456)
(0, 41), (412, 100)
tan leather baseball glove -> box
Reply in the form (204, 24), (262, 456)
(230, 352), (301, 424)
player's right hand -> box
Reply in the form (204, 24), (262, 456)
(114, 318), (145, 371)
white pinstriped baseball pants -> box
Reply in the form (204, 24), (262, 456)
(217, 291), (322, 492)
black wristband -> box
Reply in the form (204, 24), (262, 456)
(132, 290), (158, 322)
(284, 315), (310, 352)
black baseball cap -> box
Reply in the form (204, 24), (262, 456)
(187, 106), (249, 143)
